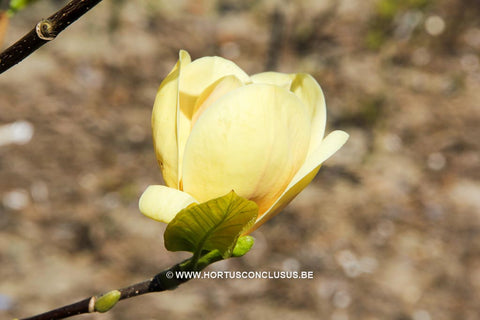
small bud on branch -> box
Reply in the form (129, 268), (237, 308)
(0, 0), (104, 74)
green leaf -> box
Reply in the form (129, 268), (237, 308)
(164, 191), (258, 259)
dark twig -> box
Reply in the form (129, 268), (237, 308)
(20, 276), (175, 320)
(20, 297), (93, 320)
(19, 250), (224, 320)
(0, 0), (104, 74)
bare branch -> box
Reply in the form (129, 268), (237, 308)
(0, 0), (104, 74)
(18, 250), (224, 320)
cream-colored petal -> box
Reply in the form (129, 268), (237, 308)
(176, 56), (251, 189)
(250, 71), (295, 90)
(139, 185), (198, 223)
(182, 84), (311, 215)
(253, 72), (327, 156)
(181, 56), (250, 97)
(191, 75), (244, 130)
(250, 130), (349, 232)
(152, 50), (191, 188)
(290, 74), (327, 155)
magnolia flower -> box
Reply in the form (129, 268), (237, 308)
(139, 50), (348, 233)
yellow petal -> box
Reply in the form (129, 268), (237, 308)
(139, 185), (198, 223)
(252, 72), (327, 155)
(176, 56), (251, 188)
(290, 74), (327, 155)
(182, 84), (311, 215)
(191, 75), (244, 127)
(250, 71), (295, 90)
(152, 50), (191, 188)
(250, 130), (349, 232)
(181, 56), (251, 97)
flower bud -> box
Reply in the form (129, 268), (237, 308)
(140, 50), (348, 233)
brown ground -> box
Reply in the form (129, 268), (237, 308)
(1, 0), (480, 319)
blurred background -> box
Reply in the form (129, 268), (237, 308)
(1, 0), (480, 319)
